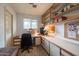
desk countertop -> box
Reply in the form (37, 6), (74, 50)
(41, 35), (79, 56)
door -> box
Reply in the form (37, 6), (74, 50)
(4, 10), (13, 47)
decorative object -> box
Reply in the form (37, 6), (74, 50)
(54, 16), (59, 23)
(64, 7), (67, 12)
(61, 16), (67, 21)
(50, 18), (54, 24)
(61, 9), (64, 13)
(58, 18), (62, 22)
(67, 5), (70, 10)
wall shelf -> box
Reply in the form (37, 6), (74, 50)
(42, 3), (79, 25)
(57, 5), (79, 18)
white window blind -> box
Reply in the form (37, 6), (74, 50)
(23, 19), (38, 29)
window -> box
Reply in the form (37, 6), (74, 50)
(24, 19), (31, 29)
(23, 19), (38, 29)
(31, 20), (38, 29)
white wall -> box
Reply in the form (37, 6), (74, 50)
(0, 4), (17, 48)
(0, 4), (5, 48)
(16, 13), (40, 36)
(55, 23), (64, 37)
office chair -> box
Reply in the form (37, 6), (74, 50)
(21, 33), (32, 53)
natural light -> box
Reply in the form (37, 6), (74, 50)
(23, 18), (38, 29)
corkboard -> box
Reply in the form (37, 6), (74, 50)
(64, 21), (79, 41)
(77, 22), (79, 41)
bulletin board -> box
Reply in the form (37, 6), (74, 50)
(77, 22), (79, 41)
(67, 22), (77, 39)
(65, 21), (79, 41)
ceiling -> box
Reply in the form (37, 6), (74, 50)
(9, 3), (53, 16)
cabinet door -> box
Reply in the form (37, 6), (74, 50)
(42, 38), (50, 54)
(35, 37), (41, 45)
(61, 49), (73, 56)
(44, 39), (50, 54)
(41, 38), (45, 48)
(50, 43), (60, 56)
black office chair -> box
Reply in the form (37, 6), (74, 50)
(21, 33), (32, 53)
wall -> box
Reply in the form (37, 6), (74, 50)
(16, 13), (40, 36)
(55, 23), (64, 37)
(0, 4), (5, 48)
(0, 4), (17, 48)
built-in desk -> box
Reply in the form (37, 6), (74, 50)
(32, 34), (42, 46)
(41, 35), (79, 56)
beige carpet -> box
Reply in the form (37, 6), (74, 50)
(20, 46), (48, 56)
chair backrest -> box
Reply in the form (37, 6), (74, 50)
(21, 33), (32, 48)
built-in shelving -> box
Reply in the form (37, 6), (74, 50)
(41, 3), (79, 41)
(57, 5), (79, 18)
(42, 3), (79, 24)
